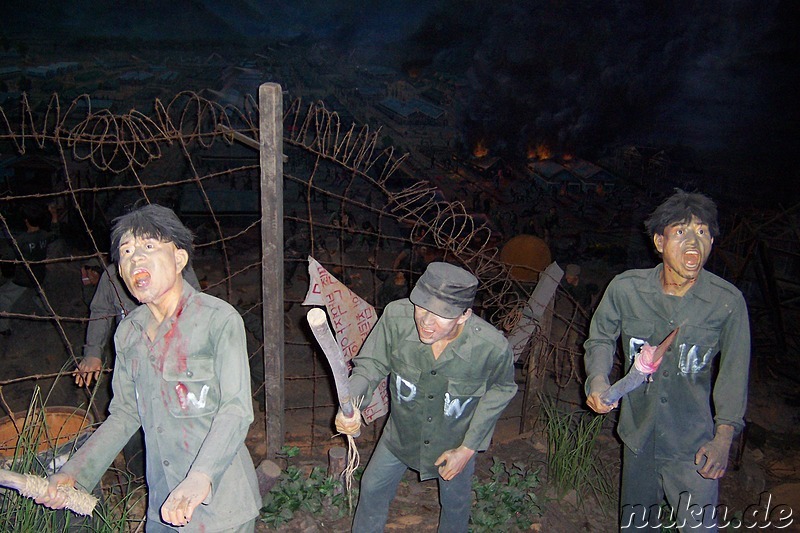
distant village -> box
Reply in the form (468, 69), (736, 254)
(0, 33), (794, 392)
(0, 37), (715, 256)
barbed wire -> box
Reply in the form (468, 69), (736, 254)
(0, 91), (583, 450)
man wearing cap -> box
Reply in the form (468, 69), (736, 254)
(336, 262), (518, 532)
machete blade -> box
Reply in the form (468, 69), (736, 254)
(652, 327), (680, 364)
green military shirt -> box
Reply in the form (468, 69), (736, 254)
(584, 265), (750, 458)
(61, 283), (260, 531)
(350, 299), (518, 480)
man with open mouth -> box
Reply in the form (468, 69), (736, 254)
(335, 261), (518, 532)
(37, 204), (260, 532)
(584, 189), (751, 531)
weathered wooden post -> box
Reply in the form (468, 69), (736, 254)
(327, 446), (347, 495)
(521, 305), (553, 433)
(508, 262), (564, 433)
(259, 82), (284, 459)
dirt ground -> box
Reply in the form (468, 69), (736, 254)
(242, 363), (800, 533)
(247, 400), (620, 533)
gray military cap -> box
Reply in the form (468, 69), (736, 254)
(409, 262), (478, 319)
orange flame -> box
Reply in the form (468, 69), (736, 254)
(527, 143), (552, 160)
(473, 139), (489, 158)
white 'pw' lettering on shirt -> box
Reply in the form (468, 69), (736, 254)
(443, 393), (472, 419)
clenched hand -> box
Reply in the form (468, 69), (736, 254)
(34, 472), (77, 510)
(586, 376), (617, 414)
(334, 406), (362, 436)
(434, 446), (475, 481)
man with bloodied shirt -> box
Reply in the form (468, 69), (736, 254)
(37, 204), (260, 532)
(335, 261), (518, 532)
(584, 190), (750, 530)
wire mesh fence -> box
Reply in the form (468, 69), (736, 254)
(0, 85), (591, 466)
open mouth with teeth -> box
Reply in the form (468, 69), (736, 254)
(418, 325), (436, 336)
(132, 269), (151, 288)
(683, 250), (701, 268)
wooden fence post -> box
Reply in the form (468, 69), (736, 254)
(259, 82), (285, 459)
(520, 298), (553, 433)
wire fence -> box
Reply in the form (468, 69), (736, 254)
(0, 86), (591, 465)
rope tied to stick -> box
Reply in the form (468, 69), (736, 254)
(19, 472), (49, 499)
(334, 395), (363, 511)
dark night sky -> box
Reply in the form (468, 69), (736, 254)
(4, 0), (799, 204)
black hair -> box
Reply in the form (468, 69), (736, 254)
(20, 203), (50, 229)
(110, 204), (194, 264)
(82, 264), (104, 276)
(644, 189), (720, 238)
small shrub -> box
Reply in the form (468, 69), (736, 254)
(470, 457), (543, 531)
(259, 446), (353, 528)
